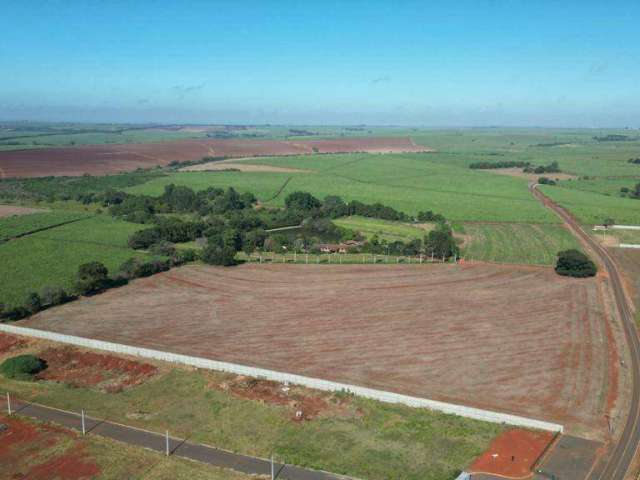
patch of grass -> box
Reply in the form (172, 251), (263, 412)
(0, 210), (90, 240)
(1, 366), (502, 480)
(334, 216), (431, 242)
(609, 229), (640, 244)
(462, 223), (580, 265)
(0, 215), (147, 307)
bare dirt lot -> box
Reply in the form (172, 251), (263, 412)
(0, 137), (431, 178)
(22, 263), (615, 439)
(468, 429), (554, 478)
(0, 415), (100, 480)
(0, 205), (47, 217)
(180, 160), (311, 173)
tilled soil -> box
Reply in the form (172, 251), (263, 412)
(0, 137), (431, 178)
(23, 263), (615, 439)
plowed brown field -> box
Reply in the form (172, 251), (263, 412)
(22, 263), (615, 439)
(0, 137), (431, 178)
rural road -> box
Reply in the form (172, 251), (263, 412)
(531, 184), (640, 480)
(1, 397), (349, 480)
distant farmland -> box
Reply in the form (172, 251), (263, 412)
(0, 137), (430, 178)
(23, 262), (617, 440)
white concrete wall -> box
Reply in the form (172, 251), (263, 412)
(0, 323), (563, 433)
(620, 244), (640, 249)
(612, 225), (640, 230)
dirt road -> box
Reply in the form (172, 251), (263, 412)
(531, 184), (640, 480)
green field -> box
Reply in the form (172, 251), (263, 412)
(0, 210), (90, 240)
(0, 215), (147, 307)
(1, 364), (502, 480)
(129, 153), (557, 223)
(334, 215), (431, 241)
(539, 185), (640, 225)
(460, 223), (581, 265)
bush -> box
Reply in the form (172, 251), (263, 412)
(0, 354), (46, 380)
(149, 240), (176, 257)
(23, 292), (42, 314)
(202, 244), (237, 266)
(76, 261), (109, 295)
(538, 177), (556, 185)
(40, 286), (71, 306)
(555, 249), (597, 278)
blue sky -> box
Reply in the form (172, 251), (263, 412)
(1, 0), (639, 126)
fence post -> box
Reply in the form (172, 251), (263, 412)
(81, 409), (86, 435)
(271, 455), (275, 480)
(166, 430), (170, 456)
(6, 392), (11, 415)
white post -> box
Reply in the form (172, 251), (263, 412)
(81, 409), (86, 435)
(271, 455), (275, 480)
(166, 430), (170, 456)
(6, 392), (11, 415)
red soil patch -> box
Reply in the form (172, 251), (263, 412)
(213, 374), (354, 421)
(469, 429), (555, 478)
(0, 137), (432, 178)
(0, 415), (100, 480)
(0, 332), (27, 354)
(36, 346), (157, 392)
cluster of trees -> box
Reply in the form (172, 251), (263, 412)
(620, 183), (640, 199)
(555, 249), (597, 278)
(109, 184), (256, 222)
(120, 188), (454, 266)
(469, 161), (530, 169)
(524, 161), (560, 174)
(538, 177), (557, 185)
(593, 134), (632, 142)
(362, 223), (458, 259)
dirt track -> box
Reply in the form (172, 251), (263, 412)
(0, 137), (431, 178)
(23, 262), (614, 439)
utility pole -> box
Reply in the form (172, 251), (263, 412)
(6, 392), (11, 415)
(81, 409), (86, 435)
(165, 430), (170, 456)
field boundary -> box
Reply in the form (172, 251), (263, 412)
(0, 323), (564, 433)
(0, 214), (93, 242)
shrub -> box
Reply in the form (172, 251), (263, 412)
(149, 240), (176, 257)
(202, 244), (237, 266)
(555, 249), (597, 278)
(76, 261), (109, 295)
(40, 286), (70, 306)
(23, 292), (42, 314)
(538, 177), (556, 185)
(0, 354), (46, 380)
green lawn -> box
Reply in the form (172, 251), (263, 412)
(0, 210), (90, 240)
(334, 216), (431, 242)
(0, 215), (147, 307)
(1, 365), (502, 480)
(460, 223), (580, 265)
(128, 153), (557, 223)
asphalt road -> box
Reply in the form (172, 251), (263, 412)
(531, 184), (640, 480)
